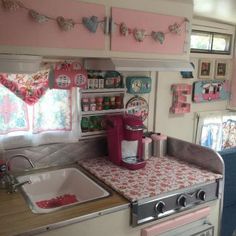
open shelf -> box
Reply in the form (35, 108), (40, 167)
(81, 88), (126, 94)
(81, 108), (125, 116)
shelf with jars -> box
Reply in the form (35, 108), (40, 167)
(80, 70), (126, 138)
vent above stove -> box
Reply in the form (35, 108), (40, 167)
(84, 58), (193, 72)
(0, 54), (42, 74)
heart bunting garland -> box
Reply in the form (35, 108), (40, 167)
(151, 31), (165, 44)
(0, 0), (188, 44)
(120, 23), (130, 36)
(29, 10), (48, 23)
(118, 18), (187, 43)
(57, 16), (75, 32)
(169, 22), (181, 34)
(2, 0), (21, 11)
(133, 28), (146, 42)
(82, 16), (99, 33)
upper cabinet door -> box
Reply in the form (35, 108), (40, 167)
(111, 7), (188, 55)
(0, 0), (105, 50)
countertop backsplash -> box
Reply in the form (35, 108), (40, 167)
(0, 138), (107, 171)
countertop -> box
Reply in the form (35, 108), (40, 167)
(0, 156), (223, 236)
(79, 156), (222, 202)
(0, 166), (129, 236)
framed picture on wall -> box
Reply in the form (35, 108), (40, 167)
(198, 59), (214, 79)
(215, 60), (228, 79)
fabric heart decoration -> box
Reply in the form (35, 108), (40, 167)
(29, 9), (48, 23)
(151, 31), (165, 44)
(169, 23), (181, 34)
(133, 28), (146, 42)
(2, 0), (21, 11)
(82, 16), (99, 33)
(120, 23), (129, 36)
(57, 16), (75, 32)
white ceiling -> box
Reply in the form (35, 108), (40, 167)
(193, 0), (236, 25)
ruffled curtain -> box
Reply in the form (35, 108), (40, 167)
(195, 111), (236, 151)
(0, 69), (49, 105)
(0, 84), (80, 150)
(0, 84), (29, 134)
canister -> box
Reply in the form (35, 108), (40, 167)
(151, 133), (167, 157)
(142, 137), (152, 160)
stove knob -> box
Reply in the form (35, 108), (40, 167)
(197, 190), (206, 201)
(155, 201), (166, 214)
(177, 195), (187, 207)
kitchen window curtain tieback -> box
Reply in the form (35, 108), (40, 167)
(0, 69), (50, 105)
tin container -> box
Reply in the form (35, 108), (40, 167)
(151, 133), (167, 157)
(142, 137), (152, 160)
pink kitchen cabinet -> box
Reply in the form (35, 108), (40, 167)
(0, 1), (192, 59)
(110, 7), (189, 55)
(0, 0), (105, 51)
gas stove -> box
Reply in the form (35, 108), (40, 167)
(131, 181), (219, 226)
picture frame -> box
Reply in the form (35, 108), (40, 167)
(198, 59), (214, 79)
(215, 60), (228, 79)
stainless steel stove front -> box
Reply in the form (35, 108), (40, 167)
(131, 181), (219, 226)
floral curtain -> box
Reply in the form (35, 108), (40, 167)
(0, 69), (49, 105)
(33, 89), (72, 133)
(196, 111), (236, 151)
(0, 84), (79, 149)
(0, 84), (29, 134)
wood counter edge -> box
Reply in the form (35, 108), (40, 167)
(0, 164), (130, 236)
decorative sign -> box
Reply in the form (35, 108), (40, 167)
(126, 76), (151, 94)
(53, 62), (87, 90)
(170, 83), (192, 114)
(193, 80), (230, 103)
(126, 96), (149, 121)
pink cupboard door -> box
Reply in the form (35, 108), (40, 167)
(111, 7), (187, 55)
(0, 0), (105, 50)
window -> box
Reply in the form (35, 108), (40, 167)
(0, 84), (80, 149)
(191, 30), (232, 54)
(195, 111), (236, 151)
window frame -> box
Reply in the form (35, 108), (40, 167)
(190, 30), (232, 55)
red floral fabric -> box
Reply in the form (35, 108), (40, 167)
(79, 156), (222, 202)
(0, 70), (49, 105)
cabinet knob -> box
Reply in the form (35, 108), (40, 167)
(155, 201), (166, 214)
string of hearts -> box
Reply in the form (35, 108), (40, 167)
(1, 0), (105, 32)
(1, 0), (188, 42)
(117, 18), (188, 43)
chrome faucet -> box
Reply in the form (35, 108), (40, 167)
(6, 154), (35, 169)
(0, 154), (34, 193)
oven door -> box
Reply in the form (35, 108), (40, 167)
(141, 207), (214, 236)
(160, 220), (214, 236)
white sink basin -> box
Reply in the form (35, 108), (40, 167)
(16, 167), (110, 213)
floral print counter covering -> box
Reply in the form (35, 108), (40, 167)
(79, 156), (222, 202)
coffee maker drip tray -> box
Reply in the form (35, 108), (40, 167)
(123, 156), (138, 164)
(122, 156), (146, 170)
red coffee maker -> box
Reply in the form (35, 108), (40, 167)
(106, 114), (146, 170)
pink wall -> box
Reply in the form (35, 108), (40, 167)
(111, 7), (186, 54)
(0, 0), (105, 50)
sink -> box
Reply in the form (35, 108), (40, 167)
(16, 167), (110, 213)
